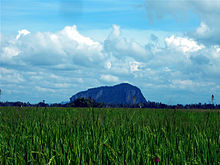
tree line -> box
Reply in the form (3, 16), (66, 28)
(0, 97), (220, 109)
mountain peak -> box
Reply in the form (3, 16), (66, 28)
(70, 83), (146, 105)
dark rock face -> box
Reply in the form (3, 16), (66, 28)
(70, 83), (146, 104)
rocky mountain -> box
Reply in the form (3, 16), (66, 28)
(70, 83), (146, 105)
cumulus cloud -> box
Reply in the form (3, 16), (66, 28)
(1, 25), (104, 67)
(195, 22), (210, 36)
(191, 21), (220, 45)
(145, 0), (220, 45)
(1, 46), (20, 59)
(59, 25), (102, 48)
(165, 35), (204, 53)
(1, 25), (220, 104)
(104, 24), (149, 60)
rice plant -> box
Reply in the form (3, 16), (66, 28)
(0, 107), (219, 164)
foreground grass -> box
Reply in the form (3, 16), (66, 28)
(0, 107), (219, 164)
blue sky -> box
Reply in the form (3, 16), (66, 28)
(1, 0), (201, 34)
(1, 0), (220, 104)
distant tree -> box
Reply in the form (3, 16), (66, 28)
(211, 94), (214, 104)
(73, 98), (88, 107)
(139, 102), (143, 108)
(14, 101), (23, 107)
(26, 102), (31, 107)
(67, 97), (104, 108)
(37, 101), (48, 107)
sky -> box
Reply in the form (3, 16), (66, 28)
(0, 0), (220, 104)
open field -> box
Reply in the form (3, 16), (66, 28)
(0, 107), (219, 164)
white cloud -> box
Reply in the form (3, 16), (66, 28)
(1, 25), (105, 67)
(165, 35), (204, 53)
(49, 74), (60, 79)
(53, 83), (71, 88)
(195, 22), (210, 36)
(35, 86), (56, 93)
(112, 24), (120, 37)
(163, 67), (171, 72)
(105, 61), (112, 70)
(0, 67), (24, 83)
(104, 25), (149, 60)
(145, 0), (220, 45)
(2, 46), (20, 59)
(216, 47), (220, 53)
(100, 74), (119, 83)
(16, 29), (30, 40)
(59, 25), (102, 49)
(1, 25), (220, 104)
(129, 61), (141, 72)
(171, 79), (194, 89)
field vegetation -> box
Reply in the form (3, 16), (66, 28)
(0, 107), (219, 164)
